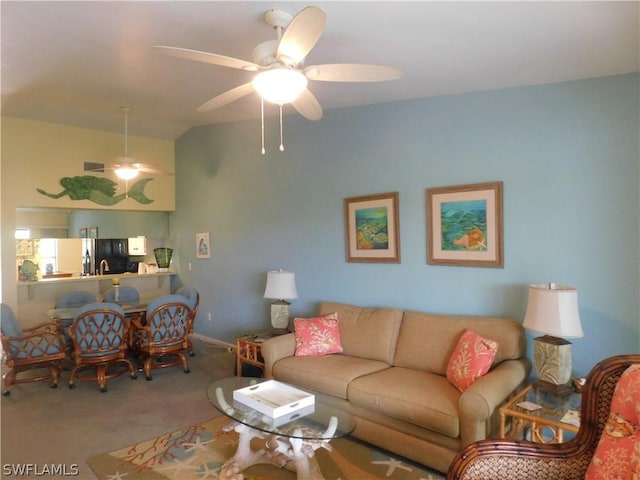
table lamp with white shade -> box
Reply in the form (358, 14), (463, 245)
(523, 283), (583, 393)
(263, 269), (298, 332)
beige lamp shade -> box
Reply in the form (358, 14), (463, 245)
(523, 284), (583, 338)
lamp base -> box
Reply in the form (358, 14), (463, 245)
(533, 335), (573, 386)
(270, 300), (291, 331)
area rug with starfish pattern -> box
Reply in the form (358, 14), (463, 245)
(88, 416), (446, 480)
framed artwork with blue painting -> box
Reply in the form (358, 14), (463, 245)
(344, 192), (400, 263)
(426, 182), (503, 267)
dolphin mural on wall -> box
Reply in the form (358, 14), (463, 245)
(37, 176), (154, 205)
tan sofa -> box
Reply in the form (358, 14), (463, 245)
(261, 301), (531, 473)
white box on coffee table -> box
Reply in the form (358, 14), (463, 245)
(233, 380), (315, 418)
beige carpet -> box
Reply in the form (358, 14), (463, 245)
(88, 416), (445, 480)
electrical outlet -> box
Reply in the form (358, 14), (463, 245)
(207, 312), (212, 321)
(188, 262), (192, 271)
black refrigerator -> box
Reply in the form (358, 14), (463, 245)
(82, 238), (132, 275)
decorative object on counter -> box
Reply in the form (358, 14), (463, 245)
(36, 175), (154, 205)
(112, 278), (120, 304)
(195, 232), (211, 259)
(523, 283), (583, 392)
(18, 259), (39, 282)
(263, 269), (298, 331)
(344, 191), (400, 263)
(153, 248), (173, 271)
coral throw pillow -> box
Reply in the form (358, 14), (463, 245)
(294, 313), (343, 357)
(446, 329), (498, 392)
(585, 364), (640, 480)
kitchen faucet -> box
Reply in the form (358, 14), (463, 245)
(99, 259), (110, 275)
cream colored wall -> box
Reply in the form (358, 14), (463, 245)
(1, 116), (175, 319)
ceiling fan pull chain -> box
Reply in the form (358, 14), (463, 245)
(279, 104), (285, 152)
(260, 96), (266, 155)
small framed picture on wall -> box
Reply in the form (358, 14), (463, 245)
(196, 232), (211, 259)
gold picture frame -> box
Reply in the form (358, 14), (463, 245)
(344, 192), (400, 263)
(426, 181), (503, 268)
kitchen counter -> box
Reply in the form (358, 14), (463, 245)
(18, 271), (174, 286)
(16, 272), (176, 328)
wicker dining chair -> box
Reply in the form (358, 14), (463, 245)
(68, 302), (137, 392)
(1, 303), (67, 396)
(447, 353), (640, 480)
(133, 294), (193, 381)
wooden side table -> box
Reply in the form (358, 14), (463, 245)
(499, 384), (581, 443)
(236, 332), (283, 376)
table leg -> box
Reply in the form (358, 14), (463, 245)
(218, 419), (336, 480)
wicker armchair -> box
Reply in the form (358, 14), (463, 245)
(447, 353), (640, 480)
(68, 303), (137, 392)
(133, 294), (193, 381)
(1, 303), (67, 395)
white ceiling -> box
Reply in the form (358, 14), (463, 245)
(2, 1), (638, 140)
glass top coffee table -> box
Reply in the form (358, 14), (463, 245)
(207, 376), (355, 480)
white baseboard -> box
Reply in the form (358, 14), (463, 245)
(189, 333), (235, 351)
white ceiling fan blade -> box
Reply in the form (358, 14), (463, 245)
(197, 82), (255, 112)
(153, 45), (259, 71)
(305, 63), (404, 82)
(134, 163), (175, 176)
(277, 6), (326, 65)
(292, 88), (323, 121)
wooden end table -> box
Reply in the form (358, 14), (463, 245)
(499, 383), (581, 443)
(236, 331), (285, 375)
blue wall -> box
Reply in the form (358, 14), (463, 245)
(172, 73), (639, 377)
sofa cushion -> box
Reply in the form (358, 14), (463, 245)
(318, 302), (403, 364)
(294, 312), (343, 356)
(446, 329), (498, 392)
(393, 311), (524, 375)
(348, 366), (461, 438)
(272, 354), (390, 399)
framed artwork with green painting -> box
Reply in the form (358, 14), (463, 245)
(426, 182), (503, 267)
(344, 192), (400, 263)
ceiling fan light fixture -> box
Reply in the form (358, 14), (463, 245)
(252, 68), (307, 105)
(114, 163), (139, 180)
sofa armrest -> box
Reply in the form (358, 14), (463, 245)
(459, 358), (530, 447)
(261, 333), (296, 379)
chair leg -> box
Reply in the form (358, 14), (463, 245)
(2, 369), (16, 396)
(97, 365), (108, 392)
(144, 357), (153, 381)
(68, 365), (79, 389)
(177, 351), (191, 374)
(48, 364), (61, 388)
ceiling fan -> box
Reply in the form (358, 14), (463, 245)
(154, 6), (403, 152)
(88, 107), (174, 179)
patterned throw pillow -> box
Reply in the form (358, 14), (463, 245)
(294, 312), (343, 357)
(446, 329), (498, 392)
(585, 364), (640, 480)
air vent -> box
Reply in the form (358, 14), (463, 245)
(84, 161), (105, 173)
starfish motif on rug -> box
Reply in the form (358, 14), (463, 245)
(105, 471), (128, 480)
(371, 457), (413, 476)
(183, 436), (214, 453)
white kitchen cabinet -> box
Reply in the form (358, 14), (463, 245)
(128, 236), (147, 255)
